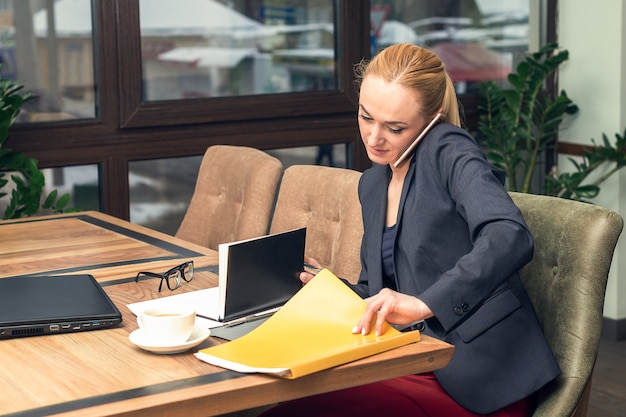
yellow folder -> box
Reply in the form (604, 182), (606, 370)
(195, 269), (421, 379)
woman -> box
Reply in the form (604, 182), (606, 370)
(261, 43), (560, 417)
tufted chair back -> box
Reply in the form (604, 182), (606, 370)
(176, 145), (283, 251)
(509, 192), (623, 417)
(270, 165), (364, 284)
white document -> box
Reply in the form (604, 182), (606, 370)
(127, 288), (225, 329)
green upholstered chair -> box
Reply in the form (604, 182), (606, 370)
(176, 145), (283, 251)
(509, 192), (623, 417)
(269, 165), (364, 284)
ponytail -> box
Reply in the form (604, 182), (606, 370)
(442, 73), (461, 127)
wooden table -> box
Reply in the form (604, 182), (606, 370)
(0, 211), (218, 282)
(0, 212), (454, 417)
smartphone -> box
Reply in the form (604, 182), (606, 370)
(393, 112), (443, 169)
(303, 263), (322, 275)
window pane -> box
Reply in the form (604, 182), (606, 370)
(371, 0), (529, 94)
(268, 144), (348, 169)
(4, 0), (96, 123)
(43, 165), (100, 211)
(0, 164), (99, 218)
(129, 145), (348, 235)
(130, 156), (203, 236)
(139, 0), (337, 101)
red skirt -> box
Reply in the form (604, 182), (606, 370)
(258, 372), (532, 417)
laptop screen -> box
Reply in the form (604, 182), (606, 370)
(0, 274), (122, 339)
(220, 228), (306, 322)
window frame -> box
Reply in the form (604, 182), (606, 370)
(116, 0), (363, 129)
(8, 1), (369, 220)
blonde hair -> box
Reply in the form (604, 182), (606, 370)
(355, 43), (461, 127)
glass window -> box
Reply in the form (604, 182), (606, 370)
(267, 144), (349, 169)
(139, 0), (337, 101)
(2, 0), (96, 123)
(0, 164), (100, 218)
(371, 0), (529, 94)
(43, 164), (100, 211)
(129, 156), (203, 235)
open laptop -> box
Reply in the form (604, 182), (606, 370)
(0, 274), (123, 339)
(206, 227), (305, 339)
(214, 228), (305, 320)
(128, 228), (306, 340)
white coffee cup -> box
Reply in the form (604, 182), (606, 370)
(137, 304), (196, 344)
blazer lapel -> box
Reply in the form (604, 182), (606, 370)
(367, 165), (390, 296)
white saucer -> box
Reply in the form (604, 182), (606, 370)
(129, 325), (211, 354)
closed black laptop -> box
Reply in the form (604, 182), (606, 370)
(0, 274), (122, 339)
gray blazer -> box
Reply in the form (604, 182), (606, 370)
(350, 123), (560, 414)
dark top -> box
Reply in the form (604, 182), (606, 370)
(349, 123), (560, 414)
(381, 225), (397, 291)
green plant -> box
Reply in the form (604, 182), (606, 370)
(545, 128), (626, 201)
(477, 43), (626, 202)
(0, 74), (76, 219)
(477, 43), (578, 194)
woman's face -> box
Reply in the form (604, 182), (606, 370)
(358, 76), (427, 168)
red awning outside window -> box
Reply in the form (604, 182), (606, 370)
(433, 42), (512, 82)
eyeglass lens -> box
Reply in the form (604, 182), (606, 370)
(164, 270), (183, 290)
(163, 261), (194, 291)
(180, 261), (194, 282)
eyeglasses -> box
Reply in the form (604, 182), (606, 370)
(135, 261), (194, 292)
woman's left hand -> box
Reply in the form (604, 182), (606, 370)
(299, 255), (322, 285)
(352, 288), (434, 336)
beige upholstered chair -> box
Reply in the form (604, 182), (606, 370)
(269, 165), (364, 284)
(509, 192), (623, 417)
(176, 145), (283, 250)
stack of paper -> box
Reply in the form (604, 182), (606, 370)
(195, 269), (421, 379)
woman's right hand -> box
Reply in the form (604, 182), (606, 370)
(300, 255), (322, 285)
(353, 288), (434, 336)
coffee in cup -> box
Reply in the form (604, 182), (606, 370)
(137, 304), (196, 344)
